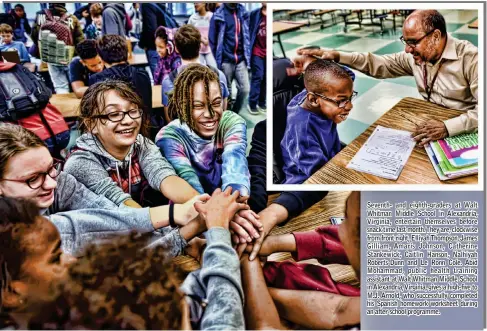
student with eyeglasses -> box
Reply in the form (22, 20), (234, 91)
(0, 123), (212, 257)
(280, 59), (356, 184)
(64, 80), (200, 209)
(298, 10), (478, 145)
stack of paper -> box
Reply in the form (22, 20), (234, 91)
(425, 132), (478, 180)
(347, 126), (416, 180)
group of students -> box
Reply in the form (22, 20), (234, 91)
(0, 2), (267, 115)
(0, 43), (360, 331)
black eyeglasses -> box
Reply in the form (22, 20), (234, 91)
(0, 159), (63, 190)
(94, 109), (143, 123)
(400, 29), (435, 48)
(310, 91), (358, 108)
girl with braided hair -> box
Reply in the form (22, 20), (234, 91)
(155, 63), (250, 201)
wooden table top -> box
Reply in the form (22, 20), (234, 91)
(51, 85), (163, 118)
(273, 21), (306, 35)
(174, 191), (359, 287)
(128, 52), (148, 66)
(306, 97), (478, 185)
(468, 19), (478, 29)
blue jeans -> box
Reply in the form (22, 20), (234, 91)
(199, 52), (217, 68)
(47, 64), (70, 94)
(249, 56), (266, 110)
(146, 49), (160, 75)
(221, 61), (250, 113)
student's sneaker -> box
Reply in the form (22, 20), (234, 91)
(248, 106), (260, 115)
(257, 105), (267, 114)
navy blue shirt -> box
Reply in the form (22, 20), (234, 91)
(281, 90), (342, 184)
(69, 56), (91, 85)
(222, 5), (245, 64)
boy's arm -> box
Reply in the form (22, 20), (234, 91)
(269, 288), (360, 330)
(241, 254), (283, 330)
(156, 133), (206, 194)
(221, 113), (250, 197)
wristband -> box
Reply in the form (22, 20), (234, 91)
(169, 201), (177, 228)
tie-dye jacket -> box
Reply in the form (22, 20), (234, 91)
(155, 111), (250, 197)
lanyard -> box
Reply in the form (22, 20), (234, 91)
(422, 59), (445, 102)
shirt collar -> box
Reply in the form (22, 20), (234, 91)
(440, 34), (458, 61)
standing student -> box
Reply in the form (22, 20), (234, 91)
(0, 24), (30, 63)
(188, 3), (217, 68)
(85, 3), (103, 40)
(64, 80), (199, 208)
(7, 4), (32, 43)
(153, 26), (181, 85)
(160, 24), (229, 123)
(101, 4), (127, 37)
(248, 3), (267, 114)
(31, 3), (85, 94)
(128, 3), (143, 39)
(0, 123), (210, 257)
(69, 39), (105, 98)
(209, 3), (251, 113)
(156, 64), (250, 200)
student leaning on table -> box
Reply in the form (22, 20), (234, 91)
(298, 9), (478, 146)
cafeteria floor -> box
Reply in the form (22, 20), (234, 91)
(273, 9), (479, 144)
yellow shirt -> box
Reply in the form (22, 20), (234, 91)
(339, 35), (478, 136)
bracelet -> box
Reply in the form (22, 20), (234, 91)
(169, 201), (177, 228)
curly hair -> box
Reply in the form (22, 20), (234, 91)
(168, 64), (221, 130)
(78, 79), (149, 138)
(75, 39), (98, 60)
(27, 232), (185, 330)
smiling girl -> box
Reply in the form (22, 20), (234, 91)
(155, 64), (250, 199)
(64, 80), (199, 208)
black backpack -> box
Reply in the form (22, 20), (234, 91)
(0, 64), (52, 121)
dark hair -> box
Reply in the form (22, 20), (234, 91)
(78, 80), (149, 138)
(421, 10), (447, 36)
(0, 24), (13, 35)
(14, 4), (24, 10)
(27, 232), (185, 330)
(75, 39), (98, 60)
(96, 34), (128, 64)
(0, 197), (40, 310)
(168, 64), (221, 129)
(90, 3), (103, 17)
(154, 26), (169, 43)
(304, 59), (353, 93)
(174, 24), (201, 60)
(0, 124), (47, 179)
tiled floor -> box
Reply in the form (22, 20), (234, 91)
(273, 9), (479, 144)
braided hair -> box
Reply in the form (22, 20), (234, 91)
(168, 64), (221, 130)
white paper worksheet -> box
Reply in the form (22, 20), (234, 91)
(347, 126), (416, 180)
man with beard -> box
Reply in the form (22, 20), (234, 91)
(298, 10), (478, 145)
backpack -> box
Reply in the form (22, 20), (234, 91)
(38, 9), (75, 64)
(0, 63), (70, 157)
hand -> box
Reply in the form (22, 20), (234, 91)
(243, 235), (276, 257)
(194, 187), (249, 230)
(201, 36), (209, 45)
(287, 55), (316, 76)
(230, 209), (263, 244)
(237, 195), (249, 203)
(248, 208), (281, 261)
(82, 10), (89, 18)
(297, 47), (340, 62)
(411, 119), (448, 146)
(175, 194), (211, 226)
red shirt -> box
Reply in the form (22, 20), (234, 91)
(252, 16), (266, 58)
